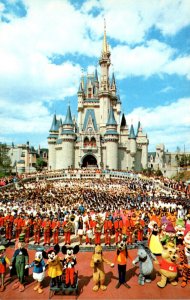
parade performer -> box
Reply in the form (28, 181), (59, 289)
(114, 235), (131, 289)
(148, 221), (163, 255)
(179, 225), (190, 287)
(0, 245), (10, 292)
(29, 248), (46, 294)
(114, 213), (123, 244)
(125, 213), (134, 245)
(62, 245), (79, 288)
(90, 245), (114, 291)
(51, 215), (60, 245)
(10, 233), (29, 292)
(85, 215), (94, 245)
(22, 214), (32, 243)
(157, 242), (178, 288)
(103, 214), (113, 246)
(4, 212), (14, 242)
(33, 215), (42, 245)
(94, 215), (103, 245)
(42, 215), (51, 246)
(62, 215), (73, 245)
(43, 244), (62, 288)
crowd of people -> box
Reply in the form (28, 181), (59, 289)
(0, 171), (189, 248)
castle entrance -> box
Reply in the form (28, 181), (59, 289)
(82, 155), (97, 168)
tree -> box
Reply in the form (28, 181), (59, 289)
(35, 157), (47, 171)
(0, 143), (12, 177)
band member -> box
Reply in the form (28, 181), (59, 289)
(104, 215), (113, 246)
(114, 214), (123, 244)
(125, 214), (134, 245)
(13, 214), (24, 240)
(22, 214), (33, 243)
(133, 215), (145, 242)
(33, 215), (42, 245)
(4, 212), (14, 242)
(77, 216), (84, 245)
(94, 215), (103, 245)
(62, 215), (73, 245)
(84, 215), (94, 245)
(42, 215), (51, 246)
(51, 215), (60, 245)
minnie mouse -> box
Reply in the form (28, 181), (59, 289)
(43, 244), (62, 288)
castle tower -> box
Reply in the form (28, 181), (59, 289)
(104, 107), (119, 169)
(136, 121), (149, 169)
(129, 124), (136, 170)
(57, 105), (76, 169)
(48, 114), (59, 170)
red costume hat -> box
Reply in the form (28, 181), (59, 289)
(165, 222), (176, 233)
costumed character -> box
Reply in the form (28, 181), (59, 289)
(29, 248), (46, 294)
(90, 245), (114, 291)
(148, 221), (163, 255)
(175, 218), (185, 247)
(0, 245), (10, 292)
(132, 244), (158, 285)
(157, 242), (178, 288)
(114, 235), (131, 289)
(178, 225), (190, 287)
(161, 222), (176, 246)
(43, 244), (62, 287)
(62, 245), (79, 288)
(10, 233), (29, 292)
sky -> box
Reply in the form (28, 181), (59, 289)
(0, 0), (190, 152)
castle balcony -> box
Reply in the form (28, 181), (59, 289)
(81, 145), (98, 153)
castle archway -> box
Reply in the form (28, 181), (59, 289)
(81, 154), (97, 168)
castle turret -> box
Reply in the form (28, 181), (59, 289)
(48, 113), (59, 170)
(129, 124), (136, 170)
(104, 107), (119, 170)
(57, 105), (76, 169)
(136, 121), (149, 169)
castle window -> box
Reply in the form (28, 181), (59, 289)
(91, 137), (96, 147)
(84, 137), (89, 148)
(88, 88), (92, 98)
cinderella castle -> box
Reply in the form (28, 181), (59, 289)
(48, 25), (149, 171)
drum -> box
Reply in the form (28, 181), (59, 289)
(78, 229), (84, 236)
(86, 229), (93, 239)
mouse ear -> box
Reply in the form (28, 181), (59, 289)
(61, 246), (67, 255)
(54, 244), (60, 254)
(73, 245), (80, 254)
(42, 251), (48, 259)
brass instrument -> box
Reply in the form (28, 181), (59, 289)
(63, 221), (73, 233)
(70, 214), (76, 222)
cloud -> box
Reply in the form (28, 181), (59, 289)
(126, 98), (190, 151)
(111, 40), (190, 80)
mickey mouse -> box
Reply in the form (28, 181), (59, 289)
(43, 244), (62, 288)
(62, 245), (79, 288)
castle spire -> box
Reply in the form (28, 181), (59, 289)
(102, 18), (108, 54)
(63, 105), (73, 125)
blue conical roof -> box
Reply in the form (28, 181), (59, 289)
(111, 72), (116, 86)
(136, 121), (141, 135)
(63, 106), (73, 126)
(94, 68), (98, 81)
(78, 82), (83, 93)
(106, 107), (117, 126)
(129, 124), (136, 139)
(120, 113), (126, 127)
(50, 114), (59, 131)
